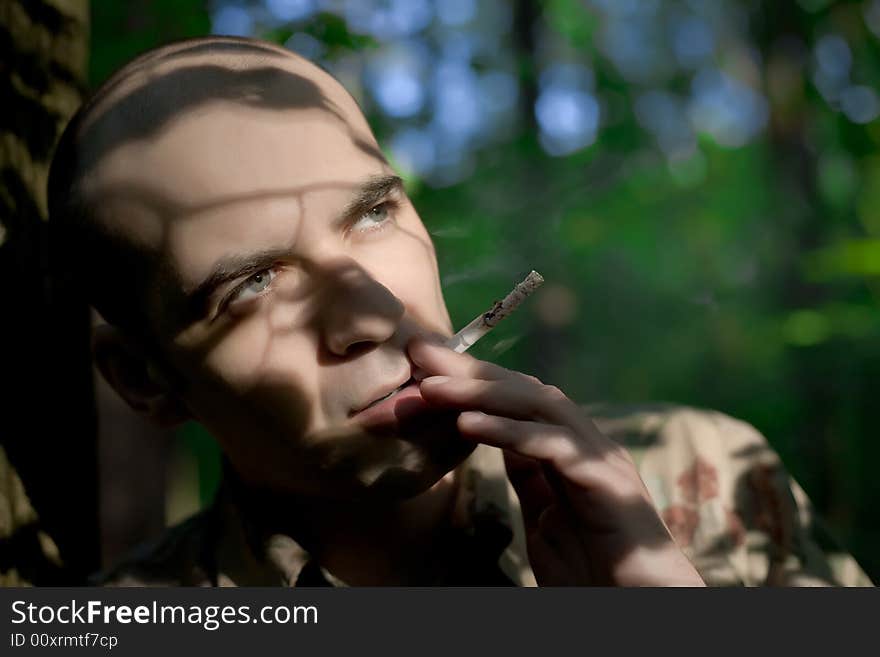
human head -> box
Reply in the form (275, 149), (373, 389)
(48, 36), (473, 500)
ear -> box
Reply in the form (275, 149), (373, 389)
(92, 324), (191, 428)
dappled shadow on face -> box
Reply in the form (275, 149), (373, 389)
(89, 164), (442, 350)
(87, 177), (412, 341)
(187, 341), (474, 507)
(54, 52), (393, 340)
(239, 383), (473, 503)
(186, 255), (412, 371)
(160, 239), (469, 504)
(93, 39), (291, 107)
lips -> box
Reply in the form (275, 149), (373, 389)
(348, 378), (433, 430)
(352, 376), (413, 415)
(364, 378), (412, 411)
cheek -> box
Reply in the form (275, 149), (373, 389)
(175, 304), (322, 420)
(199, 317), (278, 390)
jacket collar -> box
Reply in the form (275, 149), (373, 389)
(208, 445), (536, 586)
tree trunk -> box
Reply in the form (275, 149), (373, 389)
(0, 0), (96, 583)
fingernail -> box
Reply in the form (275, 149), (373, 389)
(409, 336), (446, 351)
(459, 411), (487, 426)
(421, 375), (451, 386)
(408, 339), (442, 365)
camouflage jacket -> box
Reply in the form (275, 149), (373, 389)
(97, 404), (873, 587)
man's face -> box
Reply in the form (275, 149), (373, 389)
(85, 52), (474, 500)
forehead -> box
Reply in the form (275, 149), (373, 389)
(158, 105), (384, 265)
(90, 97), (386, 224)
(84, 50), (384, 213)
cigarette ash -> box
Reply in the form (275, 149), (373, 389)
(483, 270), (545, 327)
(482, 299), (505, 326)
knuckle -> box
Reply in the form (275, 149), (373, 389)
(497, 364), (536, 384)
(617, 475), (649, 501)
(609, 445), (637, 471)
(470, 359), (496, 379)
(548, 429), (582, 464)
(605, 452), (646, 495)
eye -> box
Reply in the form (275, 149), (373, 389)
(350, 201), (395, 234)
(229, 268), (277, 305)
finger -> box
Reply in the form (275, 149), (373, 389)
(503, 451), (555, 534)
(505, 453), (593, 581)
(536, 505), (592, 582)
(408, 337), (542, 385)
(456, 411), (636, 501)
(526, 533), (573, 587)
(456, 410), (589, 470)
(421, 375), (590, 432)
(505, 452), (585, 560)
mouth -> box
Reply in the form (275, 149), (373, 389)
(348, 377), (433, 429)
(351, 377), (416, 416)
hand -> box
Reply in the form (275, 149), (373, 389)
(408, 338), (705, 587)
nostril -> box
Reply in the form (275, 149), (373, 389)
(342, 341), (377, 358)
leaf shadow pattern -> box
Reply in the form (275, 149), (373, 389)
(74, 40), (387, 174)
(49, 45), (393, 338)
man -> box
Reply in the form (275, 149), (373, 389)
(48, 36), (870, 586)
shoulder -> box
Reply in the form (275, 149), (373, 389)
(586, 401), (771, 456)
(93, 510), (215, 587)
(585, 402), (872, 586)
(585, 402), (784, 534)
(585, 402), (786, 527)
(586, 402), (785, 488)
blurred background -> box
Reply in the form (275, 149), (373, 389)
(4, 0), (878, 583)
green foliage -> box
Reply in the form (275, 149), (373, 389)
(303, 12), (378, 55)
(89, 0), (210, 86)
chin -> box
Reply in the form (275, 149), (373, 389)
(230, 409), (477, 503)
(356, 437), (477, 502)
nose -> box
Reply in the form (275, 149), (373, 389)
(320, 261), (406, 357)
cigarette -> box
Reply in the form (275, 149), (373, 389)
(445, 270), (544, 353)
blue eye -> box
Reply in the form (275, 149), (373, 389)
(351, 202), (393, 233)
(231, 269), (276, 304)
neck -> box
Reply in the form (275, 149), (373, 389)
(227, 465), (467, 585)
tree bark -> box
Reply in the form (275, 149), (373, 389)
(0, 0), (96, 583)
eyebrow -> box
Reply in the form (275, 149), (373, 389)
(182, 174), (405, 317)
(182, 244), (297, 317)
(334, 174), (404, 227)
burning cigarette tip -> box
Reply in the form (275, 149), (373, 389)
(483, 270), (545, 327)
